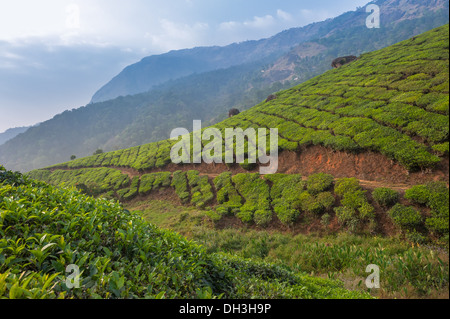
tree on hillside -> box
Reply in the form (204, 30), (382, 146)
(70, 155), (77, 161)
(93, 149), (104, 155)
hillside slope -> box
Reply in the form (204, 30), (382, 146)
(0, 166), (372, 299)
(42, 25), (449, 180)
(23, 26), (450, 298)
(91, 0), (449, 103)
(0, 1), (448, 173)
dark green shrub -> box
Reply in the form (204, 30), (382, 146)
(214, 172), (243, 212)
(432, 142), (449, 155)
(205, 210), (223, 222)
(426, 217), (449, 235)
(232, 173), (271, 224)
(298, 191), (314, 212)
(388, 204), (423, 230)
(403, 182), (448, 238)
(187, 171), (214, 208)
(372, 187), (399, 207)
(171, 171), (190, 203)
(405, 230), (427, 245)
(334, 178), (361, 197)
(118, 176), (139, 201)
(254, 210), (273, 227)
(334, 206), (357, 225)
(405, 185), (431, 205)
(358, 202), (376, 221)
(236, 208), (254, 224)
(274, 205), (300, 226)
(341, 190), (368, 210)
(307, 173), (334, 195)
(266, 174), (304, 225)
(316, 192), (335, 211)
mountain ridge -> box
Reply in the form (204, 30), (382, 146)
(91, 0), (449, 103)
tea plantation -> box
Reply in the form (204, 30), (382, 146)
(45, 25), (448, 173)
(0, 166), (374, 299)
(15, 25), (450, 299)
(28, 167), (449, 245)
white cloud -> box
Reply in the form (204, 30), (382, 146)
(217, 9), (297, 44)
(219, 14), (276, 31)
(65, 4), (81, 29)
(277, 9), (292, 21)
(145, 19), (210, 51)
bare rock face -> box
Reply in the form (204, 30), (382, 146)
(331, 55), (358, 68)
(228, 108), (240, 117)
(265, 94), (277, 102)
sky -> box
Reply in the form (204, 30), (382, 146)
(0, 0), (370, 133)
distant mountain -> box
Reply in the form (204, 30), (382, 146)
(91, 0), (449, 103)
(1, 0), (448, 172)
(0, 126), (30, 146)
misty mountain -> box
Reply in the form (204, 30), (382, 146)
(0, 0), (448, 172)
(91, 0), (449, 103)
(0, 126), (30, 146)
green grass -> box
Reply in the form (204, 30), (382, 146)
(42, 25), (448, 173)
(129, 199), (449, 299)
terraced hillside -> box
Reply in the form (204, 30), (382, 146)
(40, 25), (448, 181)
(0, 166), (373, 299)
(28, 25), (449, 244)
(20, 25), (450, 299)
(28, 167), (449, 243)
(44, 25), (449, 176)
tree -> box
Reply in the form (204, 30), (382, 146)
(93, 149), (104, 155)
(70, 155), (77, 161)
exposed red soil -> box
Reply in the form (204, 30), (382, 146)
(129, 146), (449, 188)
(50, 145), (449, 188)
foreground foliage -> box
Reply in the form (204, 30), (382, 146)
(0, 166), (371, 299)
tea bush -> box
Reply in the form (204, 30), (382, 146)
(306, 173), (334, 195)
(372, 188), (399, 207)
(334, 178), (375, 231)
(232, 173), (271, 225)
(171, 171), (190, 204)
(139, 172), (172, 195)
(187, 171), (214, 209)
(213, 172), (243, 218)
(405, 181), (449, 238)
(388, 204), (423, 230)
(265, 174), (304, 225)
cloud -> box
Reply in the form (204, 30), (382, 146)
(145, 19), (210, 51)
(0, 37), (141, 132)
(219, 14), (276, 31)
(277, 9), (292, 21)
(217, 9), (297, 44)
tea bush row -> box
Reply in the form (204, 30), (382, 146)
(2, 166), (374, 299)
